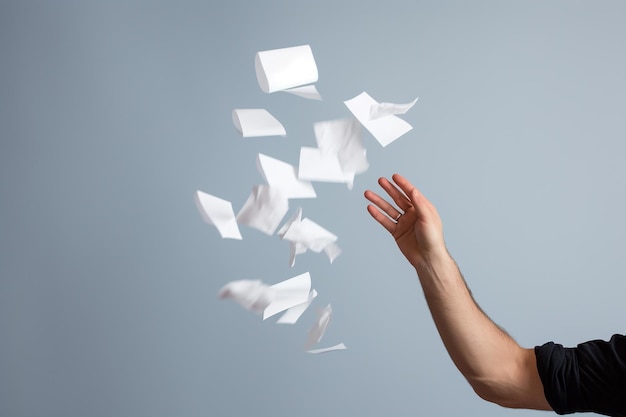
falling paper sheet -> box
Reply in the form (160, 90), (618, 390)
(298, 147), (355, 188)
(255, 45), (318, 94)
(305, 304), (332, 349)
(276, 289), (318, 324)
(282, 217), (337, 253)
(323, 242), (342, 264)
(219, 273), (313, 321)
(277, 208), (307, 267)
(263, 272), (312, 320)
(314, 118), (369, 175)
(278, 208), (340, 266)
(306, 342), (347, 354)
(283, 85), (322, 100)
(232, 109), (286, 137)
(236, 185), (289, 235)
(195, 190), (242, 240)
(369, 97), (418, 120)
(344, 91), (414, 147)
(257, 153), (316, 199)
(218, 280), (275, 314)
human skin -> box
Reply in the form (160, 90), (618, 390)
(364, 174), (552, 410)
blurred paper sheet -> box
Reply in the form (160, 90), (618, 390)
(257, 153), (316, 199)
(236, 185), (289, 235)
(263, 272), (312, 320)
(255, 45), (318, 94)
(305, 304), (332, 348)
(277, 208), (306, 267)
(283, 85), (322, 100)
(218, 280), (274, 314)
(344, 92), (413, 147)
(369, 98), (418, 120)
(232, 109), (286, 137)
(195, 190), (242, 240)
(323, 242), (342, 264)
(298, 147), (355, 188)
(306, 343), (347, 354)
(314, 118), (368, 174)
(276, 289), (318, 324)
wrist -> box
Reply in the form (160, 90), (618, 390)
(413, 246), (453, 275)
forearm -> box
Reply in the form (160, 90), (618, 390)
(414, 250), (549, 409)
(365, 175), (550, 410)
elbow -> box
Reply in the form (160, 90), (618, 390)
(465, 349), (551, 410)
(469, 378), (518, 408)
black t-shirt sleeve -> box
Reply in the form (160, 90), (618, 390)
(535, 334), (626, 417)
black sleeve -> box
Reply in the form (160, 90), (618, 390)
(535, 334), (626, 417)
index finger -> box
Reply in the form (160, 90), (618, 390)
(378, 177), (412, 212)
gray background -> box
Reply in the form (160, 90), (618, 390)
(2, 1), (626, 416)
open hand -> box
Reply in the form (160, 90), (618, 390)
(364, 174), (447, 268)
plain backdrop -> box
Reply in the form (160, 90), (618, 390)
(2, 1), (626, 416)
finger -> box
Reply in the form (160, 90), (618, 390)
(364, 189), (403, 220)
(366, 204), (396, 234)
(392, 173), (432, 221)
(378, 177), (412, 212)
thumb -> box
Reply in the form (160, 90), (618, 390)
(409, 187), (442, 231)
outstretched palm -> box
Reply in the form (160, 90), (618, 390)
(364, 174), (445, 268)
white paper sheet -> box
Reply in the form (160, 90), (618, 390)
(232, 109), (286, 137)
(277, 207), (306, 267)
(306, 342), (347, 354)
(263, 272), (312, 320)
(257, 153), (316, 199)
(283, 85), (322, 100)
(314, 118), (369, 174)
(344, 92), (414, 147)
(194, 190), (242, 240)
(305, 304), (332, 348)
(255, 45), (318, 94)
(369, 98), (418, 120)
(236, 185), (289, 235)
(218, 280), (275, 314)
(298, 147), (355, 188)
(277, 207), (303, 238)
(278, 208), (341, 266)
(282, 218), (337, 253)
(323, 242), (342, 264)
(276, 289), (318, 324)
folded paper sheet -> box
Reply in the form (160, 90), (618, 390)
(277, 208), (307, 267)
(323, 242), (342, 264)
(278, 208), (340, 266)
(282, 85), (322, 100)
(236, 185), (289, 235)
(298, 147), (355, 188)
(305, 304), (332, 349)
(255, 45), (318, 94)
(282, 217), (337, 253)
(257, 153), (316, 199)
(276, 289), (318, 324)
(218, 280), (275, 314)
(369, 98), (418, 120)
(232, 109), (286, 137)
(307, 342), (347, 354)
(263, 272), (312, 320)
(314, 118), (368, 175)
(220, 273), (313, 322)
(195, 190), (242, 240)
(344, 92), (414, 147)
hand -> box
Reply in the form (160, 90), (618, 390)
(364, 174), (447, 268)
